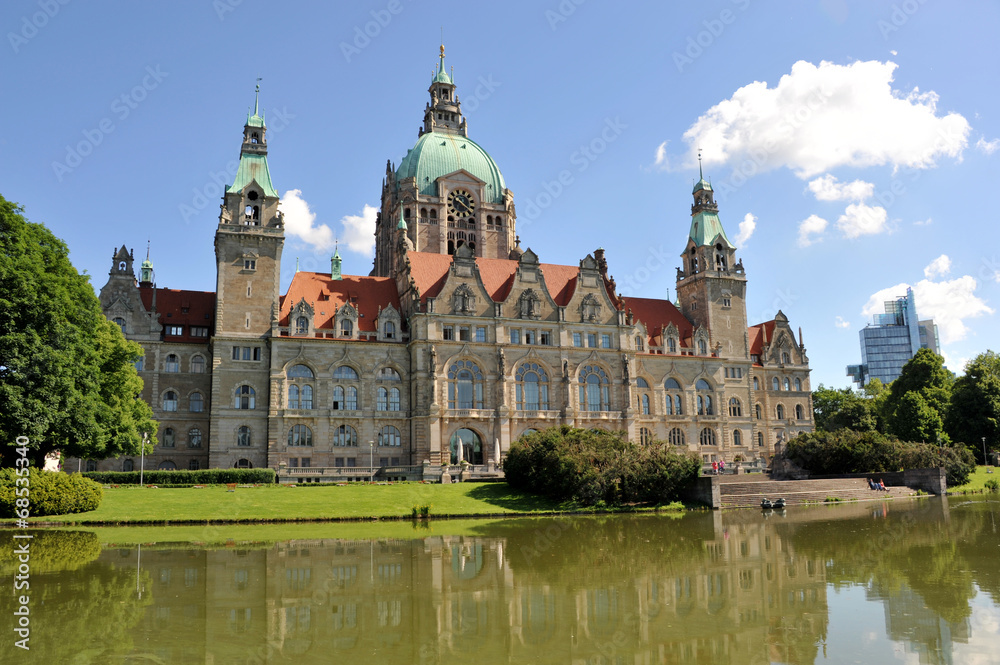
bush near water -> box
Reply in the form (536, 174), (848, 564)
(778, 429), (976, 487)
(83, 468), (276, 485)
(0, 468), (103, 517)
(504, 426), (701, 506)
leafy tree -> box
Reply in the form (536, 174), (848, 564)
(946, 350), (1000, 463)
(812, 385), (878, 432)
(862, 378), (890, 432)
(892, 392), (945, 444)
(884, 348), (952, 444)
(0, 195), (155, 467)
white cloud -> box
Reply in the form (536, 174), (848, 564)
(735, 213), (756, 246)
(863, 277), (994, 344)
(653, 141), (670, 169)
(923, 254), (951, 279)
(835, 316), (850, 329)
(797, 214), (828, 247)
(339, 204), (378, 257)
(681, 60), (970, 179)
(836, 202), (888, 238)
(807, 174), (875, 201)
(976, 136), (1000, 155)
(913, 217), (933, 226)
(280, 189), (336, 252)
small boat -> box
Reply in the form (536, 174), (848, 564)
(773, 498), (786, 509)
(761, 498), (773, 509)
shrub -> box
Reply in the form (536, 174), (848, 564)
(985, 478), (999, 493)
(81, 468), (276, 485)
(0, 530), (101, 574)
(505, 426), (700, 506)
(0, 469), (103, 517)
(779, 429), (976, 486)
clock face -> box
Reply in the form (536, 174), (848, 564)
(447, 189), (476, 218)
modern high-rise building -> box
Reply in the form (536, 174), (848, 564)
(72, 46), (815, 477)
(847, 287), (939, 387)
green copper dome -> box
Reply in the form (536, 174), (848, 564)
(692, 177), (712, 194)
(396, 132), (506, 203)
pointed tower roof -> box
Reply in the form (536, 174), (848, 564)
(687, 155), (730, 247)
(432, 44), (452, 84)
(331, 243), (342, 281)
(228, 82), (278, 198)
(397, 207), (408, 230)
(247, 80), (265, 127)
(692, 150), (712, 193)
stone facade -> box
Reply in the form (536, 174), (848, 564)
(75, 48), (814, 475)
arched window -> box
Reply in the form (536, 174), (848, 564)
(340, 319), (353, 337)
(165, 354), (179, 373)
(235, 385), (255, 409)
(333, 365), (359, 380)
(289, 384), (300, 409)
(388, 387), (400, 411)
(757, 432), (764, 447)
(300, 385), (313, 409)
(668, 428), (685, 446)
(383, 321), (396, 339)
(636, 377), (649, 388)
(733, 429), (743, 446)
(295, 316), (309, 334)
(162, 427), (175, 448)
(516, 363), (549, 410)
(333, 424), (358, 447)
(665, 378), (683, 416)
(163, 391), (178, 412)
(450, 428), (483, 465)
(667, 337), (677, 353)
(188, 428), (202, 448)
(377, 367), (401, 381)
(332, 386), (358, 410)
(696, 380), (713, 416)
(635, 336), (644, 352)
(640, 427), (653, 445)
(776, 404), (785, 420)
(794, 378), (802, 391)
(772, 377), (780, 391)
(237, 426), (251, 447)
(190, 355), (206, 374)
(729, 397), (742, 417)
(113, 317), (126, 333)
(378, 425), (402, 447)
(755, 403), (762, 420)
(189, 392), (203, 412)
(640, 394), (650, 415)
(700, 428), (717, 446)
(448, 360), (484, 409)
(698, 339), (708, 355)
(288, 425), (313, 447)
(235, 459), (253, 469)
(377, 387), (399, 411)
(782, 351), (791, 364)
(158, 461), (177, 470)
(752, 377), (760, 390)
(795, 404), (804, 420)
(579, 365), (610, 411)
(123, 459), (134, 472)
(288, 364), (314, 378)
(783, 377), (791, 391)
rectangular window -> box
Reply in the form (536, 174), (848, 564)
(525, 330), (536, 345)
(233, 346), (241, 361)
(252, 347), (261, 361)
(601, 334), (612, 349)
(573, 332), (582, 347)
(443, 326), (454, 341)
(391, 457), (400, 466)
(380, 457), (389, 467)
(244, 259), (256, 270)
(289, 458), (298, 468)
(475, 327), (486, 342)
(335, 458), (344, 468)
(300, 458), (310, 468)
(166, 325), (184, 336)
(191, 326), (209, 338)
(134, 357), (144, 372)
(346, 457), (356, 467)
(242, 347), (251, 361)
(510, 329), (521, 344)
(587, 333), (597, 348)
(459, 326), (470, 341)
(540, 331), (551, 346)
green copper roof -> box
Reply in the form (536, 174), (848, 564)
(688, 210), (732, 247)
(141, 258), (153, 268)
(692, 177), (712, 194)
(396, 132), (505, 203)
(433, 46), (452, 84)
(227, 152), (278, 198)
(397, 208), (408, 230)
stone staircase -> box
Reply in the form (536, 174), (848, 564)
(718, 476), (915, 508)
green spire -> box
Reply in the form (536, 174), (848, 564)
(433, 43), (452, 84)
(693, 148), (712, 193)
(247, 79), (265, 127)
(397, 207), (408, 230)
(295, 257), (300, 273)
(140, 241), (154, 284)
(331, 243), (342, 281)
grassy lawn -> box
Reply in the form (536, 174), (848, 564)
(25, 482), (605, 525)
(950, 465), (1000, 493)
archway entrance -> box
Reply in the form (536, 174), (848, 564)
(450, 428), (483, 465)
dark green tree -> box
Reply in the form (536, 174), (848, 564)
(946, 350), (1000, 463)
(0, 195), (156, 467)
(812, 385), (878, 432)
(884, 348), (953, 444)
(892, 392), (945, 444)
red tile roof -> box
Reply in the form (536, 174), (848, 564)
(622, 296), (693, 349)
(748, 319), (777, 360)
(138, 286), (216, 343)
(279, 272), (400, 332)
(406, 252), (596, 307)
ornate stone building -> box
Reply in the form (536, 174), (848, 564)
(79, 47), (814, 476)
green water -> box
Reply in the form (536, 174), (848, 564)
(2, 496), (999, 664)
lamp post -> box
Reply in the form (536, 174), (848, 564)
(369, 440), (374, 482)
(985, 437), (992, 473)
(140, 432), (147, 486)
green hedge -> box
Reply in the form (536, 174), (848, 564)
(81, 468), (276, 485)
(780, 429), (976, 486)
(0, 469), (103, 517)
(504, 426), (701, 506)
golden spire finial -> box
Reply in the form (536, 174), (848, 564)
(440, 44), (445, 58)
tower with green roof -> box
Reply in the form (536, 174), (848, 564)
(373, 44), (517, 276)
(675, 157), (748, 359)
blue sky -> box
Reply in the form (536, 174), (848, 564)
(2, 0), (997, 389)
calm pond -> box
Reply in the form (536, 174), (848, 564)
(2, 496), (999, 664)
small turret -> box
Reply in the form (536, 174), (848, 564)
(331, 244), (342, 281)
